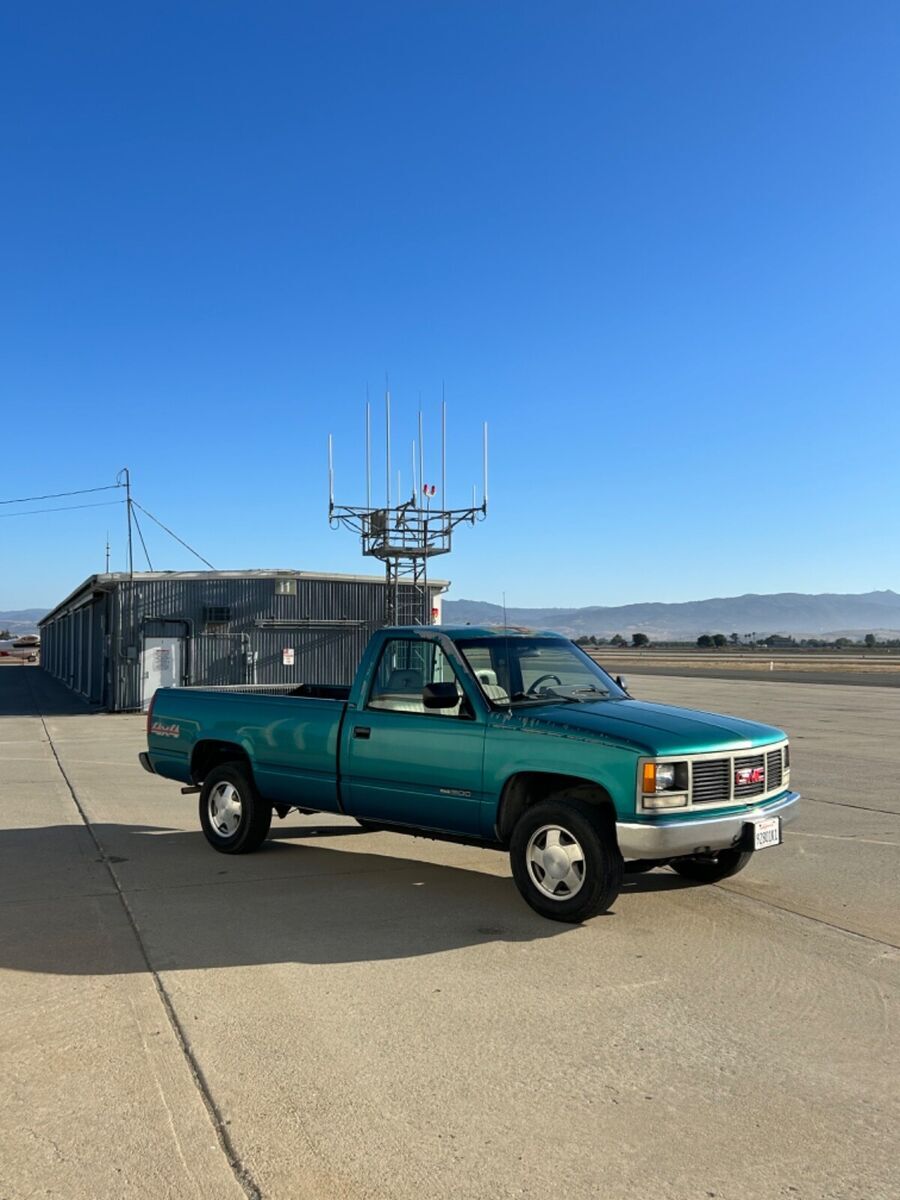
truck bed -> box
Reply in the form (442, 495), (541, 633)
(148, 686), (349, 813)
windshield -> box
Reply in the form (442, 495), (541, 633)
(455, 637), (626, 706)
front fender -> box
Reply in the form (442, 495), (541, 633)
(483, 716), (640, 837)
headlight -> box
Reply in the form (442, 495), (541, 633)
(640, 761), (689, 811)
(642, 761), (681, 792)
(654, 764), (676, 791)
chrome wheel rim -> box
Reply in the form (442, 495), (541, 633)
(526, 824), (586, 900)
(208, 781), (243, 837)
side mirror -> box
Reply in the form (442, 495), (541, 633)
(422, 682), (460, 709)
(616, 675), (628, 692)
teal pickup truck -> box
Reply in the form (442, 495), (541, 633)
(140, 626), (799, 922)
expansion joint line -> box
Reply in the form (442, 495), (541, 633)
(714, 882), (900, 952)
(23, 673), (262, 1200)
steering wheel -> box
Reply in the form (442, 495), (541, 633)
(526, 673), (563, 696)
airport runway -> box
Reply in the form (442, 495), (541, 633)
(1, 666), (897, 1199)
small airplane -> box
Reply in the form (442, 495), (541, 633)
(0, 634), (39, 660)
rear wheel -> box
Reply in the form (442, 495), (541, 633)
(509, 797), (623, 923)
(670, 849), (752, 883)
(199, 763), (272, 854)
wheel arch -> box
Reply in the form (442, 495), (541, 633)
(495, 771), (618, 844)
(191, 738), (253, 785)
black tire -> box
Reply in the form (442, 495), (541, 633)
(670, 849), (752, 883)
(509, 797), (623, 923)
(198, 762), (272, 854)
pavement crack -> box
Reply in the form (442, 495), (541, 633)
(25, 673), (263, 1200)
(803, 796), (900, 818)
(716, 882), (900, 951)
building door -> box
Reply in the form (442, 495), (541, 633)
(141, 636), (184, 710)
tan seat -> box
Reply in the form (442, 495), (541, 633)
(369, 667), (462, 716)
(477, 668), (509, 704)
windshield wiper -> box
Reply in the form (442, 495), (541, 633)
(545, 685), (610, 702)
(509, 686), (609, 705)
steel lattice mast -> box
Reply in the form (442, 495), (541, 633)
(329, 388), (488, 625)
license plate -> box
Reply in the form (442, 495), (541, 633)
(751, 816), (781, 850)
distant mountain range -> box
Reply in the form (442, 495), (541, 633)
(442, 590), (900, 640)
(6, 592), (900, 642)
(0, 609), (47, 637)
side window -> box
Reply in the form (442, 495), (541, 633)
(367, 640), (462, 716)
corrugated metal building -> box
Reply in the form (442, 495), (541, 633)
(39, 570), (448, 711)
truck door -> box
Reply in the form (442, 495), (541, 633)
(342, 637), (486, 836)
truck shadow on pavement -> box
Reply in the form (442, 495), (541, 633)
(0, 820), (693, 976)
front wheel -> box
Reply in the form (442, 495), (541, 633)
(199, 763), (272, 854)
(670, 848), (752, 883)
(509, 797), (623, 923)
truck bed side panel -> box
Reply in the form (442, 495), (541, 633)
(148, 690), (345, 812)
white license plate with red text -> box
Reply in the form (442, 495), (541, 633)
(752, 816), (781, 850)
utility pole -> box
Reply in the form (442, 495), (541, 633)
(117, 467), (133, 579)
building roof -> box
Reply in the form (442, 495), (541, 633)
(39, 569), (451, 626)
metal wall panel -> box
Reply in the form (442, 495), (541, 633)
(41, 572), (444, 710)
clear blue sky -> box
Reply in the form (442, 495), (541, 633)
(1, 2), (898, 611)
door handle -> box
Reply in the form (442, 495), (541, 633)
(353, 726), (371, 740)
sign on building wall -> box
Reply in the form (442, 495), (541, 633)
(282, 647), (295, 667)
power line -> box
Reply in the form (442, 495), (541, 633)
(0, 483), (123, 506)
(131, 500), (215, 570)
(0, 499), (125, 519)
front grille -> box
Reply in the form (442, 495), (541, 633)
(687, 743), (788, 808)
(691, 759), (730, 805)
(767, 748), (783, 791)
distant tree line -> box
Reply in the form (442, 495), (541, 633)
(575, 632), (895, 649)
(576, 634), (650, 648)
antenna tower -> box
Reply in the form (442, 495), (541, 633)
(329, 387), (488, 625)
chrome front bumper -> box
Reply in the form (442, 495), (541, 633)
(616, 791), (801, 859)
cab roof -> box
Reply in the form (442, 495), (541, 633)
(392, 625), (567, 640)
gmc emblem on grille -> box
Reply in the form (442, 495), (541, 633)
(736, 766), (765, 786)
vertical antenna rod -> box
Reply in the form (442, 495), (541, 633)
(418, 405), (424, 502)
(365, 391), (371, 509)
(105, 532), (110, 573)
(385, 383), (392, 509)
(483, 421), (489, 511)
(441, 387), (447, 508)
(328, 434), (335, 512)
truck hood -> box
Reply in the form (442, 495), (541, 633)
(503, 698), (785, 757)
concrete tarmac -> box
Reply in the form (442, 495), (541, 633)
(0, 666), (897, 1199)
